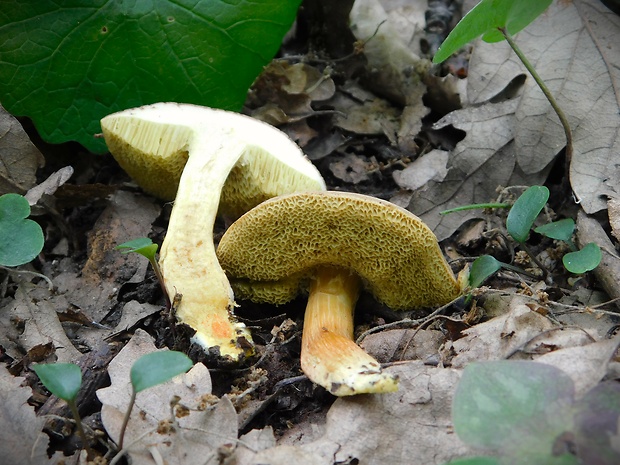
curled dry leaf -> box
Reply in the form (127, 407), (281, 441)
(97, 330), (238, 465)
(0, 104), (45, 196)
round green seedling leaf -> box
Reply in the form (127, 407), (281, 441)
(0, 193), (44, 267)
(453, 360), (575, 454)
(506, 186), (549, 243)
(534, 218), (575, 242)
(116, 237), (158, 262)
(562, 243), (601, 274)
(433, 0), (552, 63)
(0, 0), (302, 153)
(130, 351), (193, 393)
(33, 363), (82, 402)
(469, 255), (503, 289)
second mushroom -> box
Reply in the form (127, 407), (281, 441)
(217, 191), (464, 396)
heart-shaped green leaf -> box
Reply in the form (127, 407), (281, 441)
(534, 218), (575, 242)
(433, 0), (553, 64)
(506, 186), (549, 244)
(562, 242), (601, 274)
(130, 350), (193, 393)
(33, 363), (82, 402)
(0, 193), (44, 266)
(469, 255), (502, 289)
(0, 1), (302, 153)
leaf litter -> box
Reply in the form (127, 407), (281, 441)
(1, 1), (620, 464)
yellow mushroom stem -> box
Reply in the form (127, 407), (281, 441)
(301, 266), (399, 396)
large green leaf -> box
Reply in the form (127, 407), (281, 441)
(0, 0), (301, 153)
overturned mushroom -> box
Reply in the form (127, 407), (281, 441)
(217, 191), (464, 395)
(101, 103), (325, 360)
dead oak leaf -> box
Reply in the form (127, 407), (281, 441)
(97, 330), (238, 465)
(0, 364), (49, 465)
(466, 0), (620, 213)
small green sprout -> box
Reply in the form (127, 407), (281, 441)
(33, 363), (93, 459)
(117, 351), (193, 451)
(34, 351), (192, 459)
(116, 238), (170, 308)
(465, 186), (602, 288)
(0, 193), (44, 267)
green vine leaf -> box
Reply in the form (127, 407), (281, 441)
(0, 1), (302, 153)
(33, 363), (82, 402)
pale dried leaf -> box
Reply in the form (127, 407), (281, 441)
(450, 297), (557, 368)
(537, 336), (620, 397)
(349, 0), (426, 105)
(466, 0), (620, 213)
(0, 104), (45, 195)
(0, 364), (49, 465)
(7, 285), (81, 362)
(298, 362), (469, 464)
(608, 197), (620, 242)
(25, 166), (74, 206)
(393, 149), (449, 191)
(97, 330), (238, 465)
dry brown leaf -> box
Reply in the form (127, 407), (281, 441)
(0, 104), (45, 195)
(450, 297), (557, 368)
(1, 284), (81, 363)
(537, 336), (620, 397)
(97, 329), (238, 465)
(295, 362), (469, 464)
(608, 197), (620, 242)
(0, 364), (49, 465)
(24, 166), (74, 206)
(466, 0), (620, 213)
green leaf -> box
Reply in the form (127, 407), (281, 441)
(469, 255), (502, 289)
(0, 0), (302, 153)
(453, 361), (575, 455)
(0, 193), (44, 267)
(562, 243), (601, 274)
(130, 351), (193, 393)
(442, 459), (501, 465)
(433, 0), (553, 63)
(506, 186), (549, 243)
(116, 238), (158, 261)
(573, 381), (620, 465)
(33, 363), (82, 402)
(534, 218), (575, 242)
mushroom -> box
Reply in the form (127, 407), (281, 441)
(100, 103), (326, 360)
(216, 191), (465, 395)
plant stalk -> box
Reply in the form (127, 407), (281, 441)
(499, 27), (574, 184)
(68, 400), (94, 460)
(117, 388), (137, 451)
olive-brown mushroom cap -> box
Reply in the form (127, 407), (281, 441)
(217, 191), (462, 308)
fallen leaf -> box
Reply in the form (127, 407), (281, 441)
(297, 362), (469, 464)
(24, 166), (74, 206)
(465, 0), (620, 213)
(2, 284), (82, 363)
(0, 364), (49, 465)
(537, 336), (620, 397)
(0, 104), (45, 196)
(97, 329), (238, 465)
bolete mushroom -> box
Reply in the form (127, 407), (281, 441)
(100, 103), (325, 360)
(216, 191), (465, 395)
